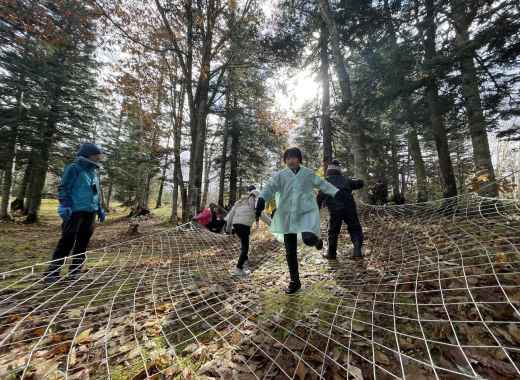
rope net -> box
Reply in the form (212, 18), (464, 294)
(0, 194), (519, 379)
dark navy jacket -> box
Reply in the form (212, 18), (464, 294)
(317, 171), (363, 211)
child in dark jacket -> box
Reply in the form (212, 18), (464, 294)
(317, 160), (364, 259)
(44, 143), (106, 282)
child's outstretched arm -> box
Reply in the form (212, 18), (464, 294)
(256, 173), (280, 221)
(312, 174), (339, 197)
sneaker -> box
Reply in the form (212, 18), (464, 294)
(316, 239), (324, 251)
(232, 268), (250, 277)
(284, 281), (301, 294)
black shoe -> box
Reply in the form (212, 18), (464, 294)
(43, 275), (60, 285)
(322, 252), (337, 260)
(316, 239), (323, 250)
(352, 241), (363, 258)
(285, 281), (301, 294)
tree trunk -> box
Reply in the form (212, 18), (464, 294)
(201, 142), (213, 207)
(12, 156), (32, 213)
(228, 97), (240, 207)
(0, 85), (23, 219)
(451, 7), (497, 196)
(155, 163), (167, 209)
(320, 20), (332, 172)
(25, 106), (57, 223)
(390, 125), (401, 202)
(318, 0), (368, 198)
(407, 127), (428, 202)
(218, 85), (231, 206)
(423, 0), (457, 198)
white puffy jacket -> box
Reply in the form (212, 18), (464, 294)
(225, 190), (270, 232)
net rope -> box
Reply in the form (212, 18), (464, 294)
(1, 193), (519, 379)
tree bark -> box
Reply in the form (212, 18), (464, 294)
(407, 126), (428, 202)
(320, 20), (332, 172)
(390, 125), (402, 202)
(450, 1), (497, 197)
(25, 104), (57, 223)
(318, 0), (368, 198)
(423, 0), (457, 198)
(228, 96), (240, 206)
(0, 84), (23, 219)
(218, 85), (231, 206)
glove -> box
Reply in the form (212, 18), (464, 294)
(255, 197), (265, 221)
(97, 208), (106, 223)
(58, 205), (72, 222)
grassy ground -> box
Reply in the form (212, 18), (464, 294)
(0, 199), (175, 270)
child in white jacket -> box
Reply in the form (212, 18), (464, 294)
(225, 187), (269, 277)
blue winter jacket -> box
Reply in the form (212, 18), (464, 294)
(58, 156), (101, 213)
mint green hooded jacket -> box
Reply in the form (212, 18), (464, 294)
(260, 166), (339, 236)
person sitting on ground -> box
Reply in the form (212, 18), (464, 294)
(317, 159), (364, 260)
(255, 147), (340, 294)
(206, 203), (226, 233)
(225, 186), (270, 277)
(44, 143), (106, 283)
(194, 203), (226, 233)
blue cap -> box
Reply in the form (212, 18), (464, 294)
(77, 143), (103, 157)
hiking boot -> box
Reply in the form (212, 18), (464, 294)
(315, 238), (324, 250)
(352, 240), (363, 258)
(232, 268), (250, 277)
(285, 281), (301, 294)
(43, 275), (60, 285)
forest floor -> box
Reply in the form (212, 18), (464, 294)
(0, 197), (519, 379)
(0, 199), (174, 272)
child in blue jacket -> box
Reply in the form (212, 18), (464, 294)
(45, 143), (106, 282)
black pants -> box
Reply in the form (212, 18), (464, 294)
(328, 207), (364, 257)
(46, 211), (96, 277)
(283, 232), (320, 284)
(207, 219), (225, 233)
(234, 224), (251, 269)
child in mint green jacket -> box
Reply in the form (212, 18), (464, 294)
(256, 147), (339, 294)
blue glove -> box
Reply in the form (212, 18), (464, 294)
(97, 208), (106, 223)
(58, 205), (72, 221)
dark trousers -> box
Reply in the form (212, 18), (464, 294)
(234, 224), (251, 269)
(283, 232), (320, 284)
(207, 219), (225, 233)
(46, 211), (96, 277)
(328, 207), (364, 257)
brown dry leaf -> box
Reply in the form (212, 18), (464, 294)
(375, 350), (390, 365)
(127, 347), (141, 360)
(75, 329), (92, 345)
(46, 343), (70, 359)
(69, 347), (77, 367)
(33, 327), (46, 337)
(347, 364), (364, 380)
(230, 330), (242, 345)
(182, 367), (194, 380)
(295, 360), (307, 380)
(67, 309), (83, 319)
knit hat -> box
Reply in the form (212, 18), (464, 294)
(326, 159), (342, 175)
(77, 143), (103, 158)
(283, 147), (303, 163)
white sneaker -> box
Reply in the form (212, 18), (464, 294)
(233, 268), (250, 277)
